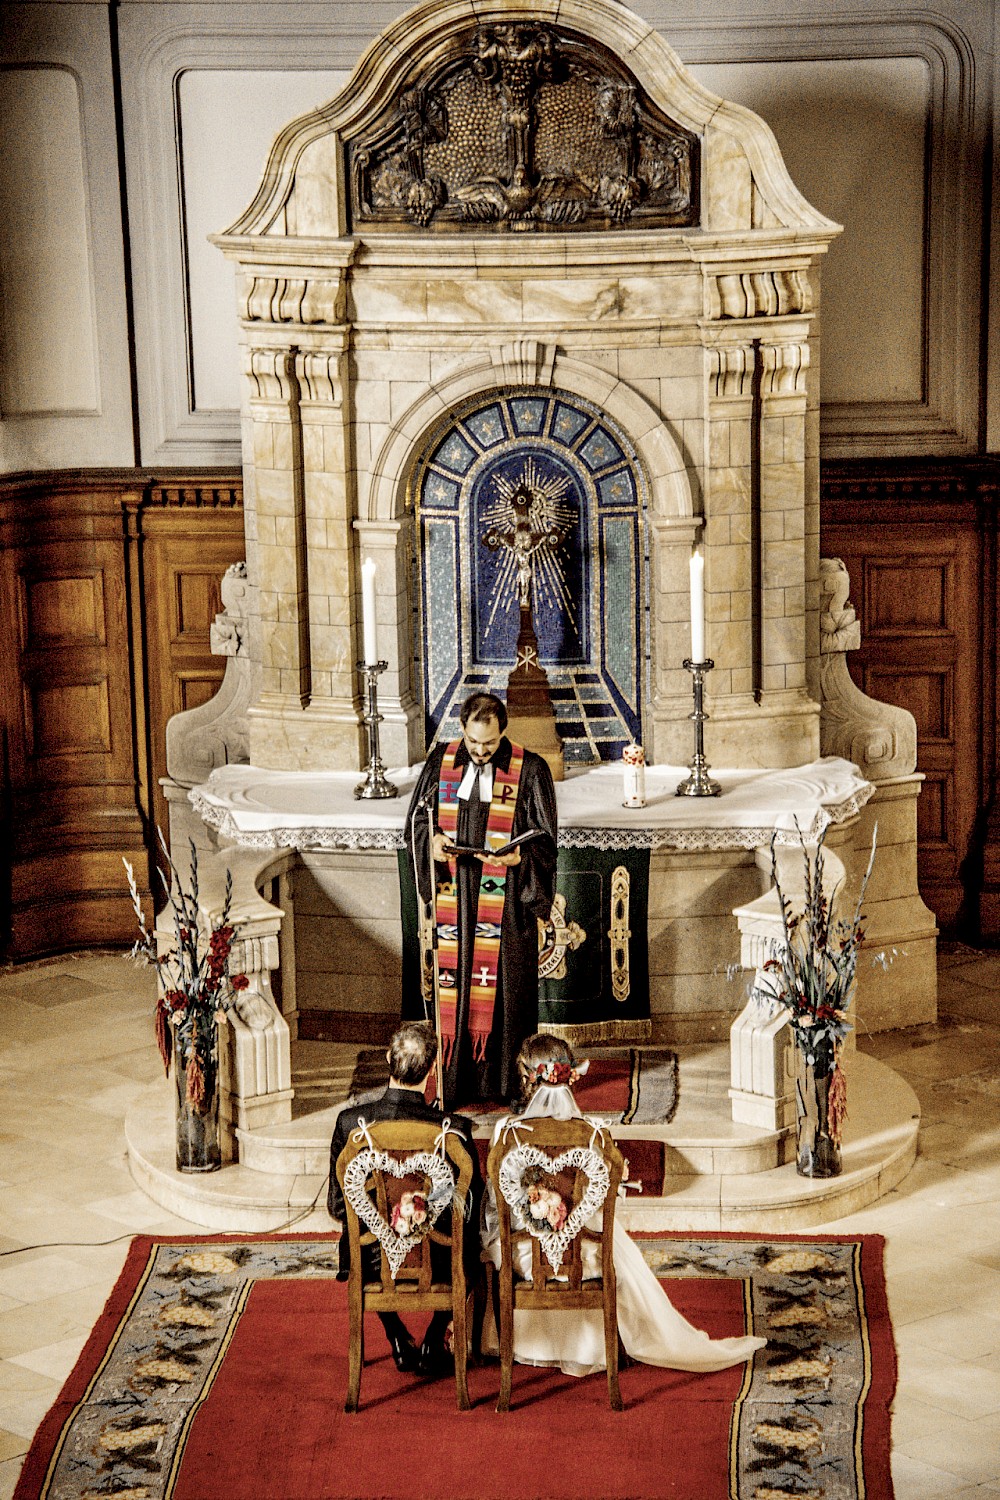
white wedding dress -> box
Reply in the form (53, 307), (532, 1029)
(481, 1083), (767, 1378)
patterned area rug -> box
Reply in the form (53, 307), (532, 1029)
(16, 1232), (895, 1500)
(346, 1046), (679, 1126)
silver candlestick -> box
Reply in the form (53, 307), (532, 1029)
(354, 660), (399, 800)
(675, 658), (722, 798)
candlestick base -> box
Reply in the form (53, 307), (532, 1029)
(354, 660), (399, 801)
(675, 657), (722, 799)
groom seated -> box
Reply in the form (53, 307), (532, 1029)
(327, 1020), (483, 1378)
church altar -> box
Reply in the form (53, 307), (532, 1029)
(147, 0), (938, 1195)
(191, 756), (873, 852)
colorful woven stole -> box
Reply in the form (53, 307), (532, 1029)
(435, 740), (525, 1065)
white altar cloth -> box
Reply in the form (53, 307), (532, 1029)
(189, 757), (873, 854)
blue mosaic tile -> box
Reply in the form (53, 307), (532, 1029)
(580, 426), (624, 472)
(423, 471), (460, 508)
(510, 398), (547, 434)
(551, 403), (589, 444)
(465, 405), (507, 447)
(598, 469), (637, 507)
(584, 703), (618, 718)
(434, 432), (477, 475)
(565, 741), (598, 763)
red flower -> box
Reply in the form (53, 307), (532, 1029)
(165, 989), (187, 1013)
(185, 1050), (207, 1112)
(155, 997), (172, 1075)
(230, 973), (249, 991)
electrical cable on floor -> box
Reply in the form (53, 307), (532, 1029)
(0, 1177), (333, 1256)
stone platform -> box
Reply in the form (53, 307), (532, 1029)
(125, 1044), (919, 1235)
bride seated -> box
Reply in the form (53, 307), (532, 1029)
(481, 1033), (767, 1378)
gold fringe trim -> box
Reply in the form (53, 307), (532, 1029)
(543, 1018), (652, 1046)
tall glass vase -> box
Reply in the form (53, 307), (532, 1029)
(794, 1052), (842, 1178)
(174, 1052), (221, 1173)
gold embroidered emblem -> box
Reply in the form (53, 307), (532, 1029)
(608, 865), (631, 1002)
(537, 893), (586, 980)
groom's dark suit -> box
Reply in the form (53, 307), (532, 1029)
(327, 1085), (482, 1283)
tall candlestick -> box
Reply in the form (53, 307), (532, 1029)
(361, 557), (378, 666)
(689, 547), (705, 663)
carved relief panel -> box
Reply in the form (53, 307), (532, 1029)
(348, 22), (699, 233)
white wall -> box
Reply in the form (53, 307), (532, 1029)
(0, 0), (995, 472)
(0, 5), (134, 470)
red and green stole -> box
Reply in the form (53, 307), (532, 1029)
(435, 740), (525, 1065)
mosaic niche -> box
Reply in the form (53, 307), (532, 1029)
(348, 22), (699, 234)
(412, 389), (648, 763)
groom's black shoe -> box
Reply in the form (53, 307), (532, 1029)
(417, 1330), (454, 1379)
(386, 1328), (421, 1374)
(417, 1340), (453, 1379)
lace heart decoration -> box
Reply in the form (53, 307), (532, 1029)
(343, 1149), (456, 1279)
(497, 1144), (610, 1272)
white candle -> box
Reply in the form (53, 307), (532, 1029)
(689, 547), (705, 662)
(361, 557), (378, 665)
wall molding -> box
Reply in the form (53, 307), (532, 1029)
(667, 10), (986, 457)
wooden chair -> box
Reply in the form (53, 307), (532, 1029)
(336, 1119), (475, 1413)
(486, 1116), (625, 1412)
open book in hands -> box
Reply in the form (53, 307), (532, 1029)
(442, 829), (547, 858)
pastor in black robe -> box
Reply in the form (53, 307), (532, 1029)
(404, 736), (558, 1108)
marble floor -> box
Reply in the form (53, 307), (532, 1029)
(1, 945), (999, 1498)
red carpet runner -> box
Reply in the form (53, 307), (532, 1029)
(16, 1232), (896, 1500)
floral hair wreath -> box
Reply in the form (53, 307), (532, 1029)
(532, 1058), (589, 1088)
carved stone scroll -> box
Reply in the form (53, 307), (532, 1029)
(819, 557), (916, 780)
(348, 23), (699, 233)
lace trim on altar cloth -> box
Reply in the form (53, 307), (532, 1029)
(190, 783), (875, 854)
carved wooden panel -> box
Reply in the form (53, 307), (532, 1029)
(866, 561), (951, 634)
(863, 668), (949, 743)
(0, 486), (148, 956)
(136, 494), (245, 842)
(0, 470), (243, 960)
(822, 467), (984, 932)
(20, 572), (106, 647)
(26, 680), (113, 758)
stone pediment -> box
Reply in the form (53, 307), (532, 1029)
(348, 22), (699, 234)
(221, 0), (839, 244)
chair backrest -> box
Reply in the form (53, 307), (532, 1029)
(336, 1119), (474, 1292)
(486, 1116), (625, 1293)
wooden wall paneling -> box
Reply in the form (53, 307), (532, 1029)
(126, 478), (244, 849)
(0, 476), (150, 955)
(823, 530), (979, 929)
(1, 469), (243, 960)
(822, 461), (991, 936)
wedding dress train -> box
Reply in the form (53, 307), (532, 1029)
(482, 1083), (766, 1378)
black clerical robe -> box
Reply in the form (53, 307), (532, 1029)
(404, 737), (558, 1107)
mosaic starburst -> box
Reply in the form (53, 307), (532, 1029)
(479, 458), (580, 644)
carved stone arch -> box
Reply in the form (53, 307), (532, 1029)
(364, 348), (694, 525)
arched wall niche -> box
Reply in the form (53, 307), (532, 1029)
(214, 0), (840, 774)
(358, 350), (697, 763)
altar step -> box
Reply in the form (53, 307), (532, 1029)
(125, 1047), (920, 1234)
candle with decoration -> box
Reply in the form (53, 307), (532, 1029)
(622, 742), (647, 808)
